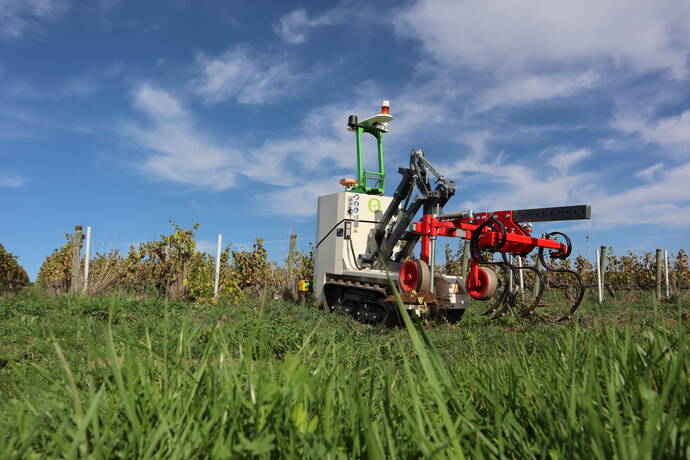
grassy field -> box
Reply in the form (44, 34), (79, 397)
(0, 289), (688, 459)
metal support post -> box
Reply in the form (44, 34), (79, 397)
(428, 205), (438, 294)
(355, 127), (364, 188)
(376, 132), (384, 192)
(214, 233), (222, 298)
(595, 249), (603, 303)
(655, 249), (662, 301)
(600, 245), (607, 289)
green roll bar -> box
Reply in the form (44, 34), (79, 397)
(351, 124), (386, 195)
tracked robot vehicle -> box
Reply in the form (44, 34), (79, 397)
(313, 101), (591, 324)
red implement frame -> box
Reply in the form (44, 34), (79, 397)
(410, 211), (567, 298)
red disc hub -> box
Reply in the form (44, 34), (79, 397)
(399, 259), (419, 292)
(466, 266), (498, 300)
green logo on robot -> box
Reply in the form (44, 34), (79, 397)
(368, 198), (381, 213)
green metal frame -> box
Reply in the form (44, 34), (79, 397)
(351, 125), (386, 195)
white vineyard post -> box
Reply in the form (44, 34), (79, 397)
(214, 233), (222, 298)
(83, 226), (91, 293)
(595, 249), (603, 303)
(664, 249), (670, 298)
(517, 255), (524, 290)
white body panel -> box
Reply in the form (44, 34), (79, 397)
(314, 191), (393, 301)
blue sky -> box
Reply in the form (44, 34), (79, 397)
(2, 0), (690, 279)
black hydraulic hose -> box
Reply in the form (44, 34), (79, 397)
(315, 218), (378, 250)
(469, 217), (507, 264)
(374, 167), (414, 246)
(315, 218), (346, 249)
(348, 238), (363, 270)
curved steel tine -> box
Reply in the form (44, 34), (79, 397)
(516, 265), (545, 317)
(537, 232), (585, 321)
(503, 255), (522, 317)
(481, 262), (510, 316)
(555, 269), (585, 322)
(489, 262), (514, 319)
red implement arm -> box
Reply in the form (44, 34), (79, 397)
(412, 211), (567, 262)
(411, 210), (570, 299)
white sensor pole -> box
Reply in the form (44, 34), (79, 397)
(83, 226), (91, 293)
(214, 233), (222, 297)
(595, 249), (603, 303)
(517, 255), (524, 290)
(664, 249), (670, 298)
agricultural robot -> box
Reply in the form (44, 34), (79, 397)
(312, 101), (591, 324)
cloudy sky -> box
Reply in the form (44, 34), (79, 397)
(2, 0), (690, 278)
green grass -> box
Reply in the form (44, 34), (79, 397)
(0, 289), (688, 458)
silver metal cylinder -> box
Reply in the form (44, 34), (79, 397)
(429, 237), (436, 294)
(429, 204), (439, 294)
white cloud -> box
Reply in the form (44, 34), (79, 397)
(274, 6), (344, 44)
(547, 148), (592, 176)
(0, 172), (24, 187)
(614, 109), (690, 154)
(442, 134), (690, 229)
(480, 72), (599, 111)
(441, 138), (595, 213)
(640, 110), (690, 146)
(125, 85), (360, 193)
(193, 46), (312, 105)
(133, 83), (186, 119)
(126, 84), (242, 191)
(394, 0), (690, 78)
(257, 177), (343, 217)
(0, 0), (68, 39)
(634, 162), (664, 181)
(124, 80), (690, 230)
(586, 161), (690, 228)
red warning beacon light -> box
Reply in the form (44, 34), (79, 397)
(381, 100), (390, 114)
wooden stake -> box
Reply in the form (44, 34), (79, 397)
(70, 225), (83, 294)
(82, 226), (91, 293)
(460, 240), (470, 279)
(533, 255), (542, 297)
(664, 249), (670, 298)
(287, 234), (297, 296)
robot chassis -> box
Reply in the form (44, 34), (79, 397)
(313, 102), (591, 325)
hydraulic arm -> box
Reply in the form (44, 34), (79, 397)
(370, 149), (456, 266)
